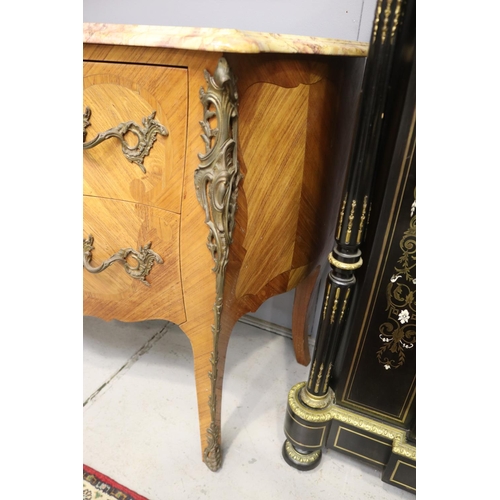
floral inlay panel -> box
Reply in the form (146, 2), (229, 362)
(377, 194), (416, 370)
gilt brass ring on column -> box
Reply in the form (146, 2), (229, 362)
(328, 253), (363, 270)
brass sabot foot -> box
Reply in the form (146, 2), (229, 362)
(203, 444), (222, 472)
(203, 422), (222, 471)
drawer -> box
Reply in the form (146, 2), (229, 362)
(83, 196), (186, 324)
(83, 62), (188, 214)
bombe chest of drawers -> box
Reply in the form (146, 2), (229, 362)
(83, 23), (367, 471)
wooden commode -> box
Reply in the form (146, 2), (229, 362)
(83, 23), (367, 471)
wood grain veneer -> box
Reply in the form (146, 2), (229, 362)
(83, 24), (366, 471)
(83, 197), (185, 324)
(83, 62), (187, 213)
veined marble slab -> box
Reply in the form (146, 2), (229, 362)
(83, 23), (368, 56)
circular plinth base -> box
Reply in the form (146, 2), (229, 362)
(282, 440), (322, 471)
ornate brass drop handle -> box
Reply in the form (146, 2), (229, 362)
(83, 234), (163, 286)
(83, 107), (168, 173)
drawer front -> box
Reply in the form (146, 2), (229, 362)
(83, 62), (188, 214)
(83, 196), (186, 324)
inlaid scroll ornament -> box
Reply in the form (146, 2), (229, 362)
(83, 234), (163, 286)
(377, 196), (416, 369)
(194, 58), (240, 472)
(83, 107), (168, 173)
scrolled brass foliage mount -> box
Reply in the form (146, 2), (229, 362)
(194, 57), (240, 472)
(83, 107), (168, 173)
(83, 234), (163, 286)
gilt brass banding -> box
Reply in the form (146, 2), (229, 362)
(389, 461), (416, 491)
(328, 253), (363, 270)
(83, 107), (168, 174)
(83, 234), (163, 286)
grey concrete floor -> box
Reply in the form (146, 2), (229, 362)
(83, 316), (415, 499)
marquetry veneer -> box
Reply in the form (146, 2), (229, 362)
(83, 23), (367, 471)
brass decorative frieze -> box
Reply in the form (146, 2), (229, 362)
(393, 434), (417, 460)
(377, 196), (416, 370)
(290, 382), (416, 462)
(288, 383), (337, 423)
(194, 58), (240, 472)
(83, 107), (168, 173)
(83, 234), (163, 286)
(329, 398), (416, 461)
(300, 385), (334, 409)
(284, 440), (321, 465)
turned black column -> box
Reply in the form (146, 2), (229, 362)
(283, 0), (415, 471)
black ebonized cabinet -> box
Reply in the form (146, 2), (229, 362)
(282, 0), (416, 493)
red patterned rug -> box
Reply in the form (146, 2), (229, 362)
(83, 465), (149, 500)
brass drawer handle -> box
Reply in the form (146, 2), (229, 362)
(83, 234), (163, 286)
(83, 107), (168, 173)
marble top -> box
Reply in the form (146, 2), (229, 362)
(83, 23), (368, 57)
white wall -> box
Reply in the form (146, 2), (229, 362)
(84, 0), (377, 42)
(83, 0), (378, 332)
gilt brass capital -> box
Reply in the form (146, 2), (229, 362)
(288, 382), (336, 423)
(299, 386), (335, 409)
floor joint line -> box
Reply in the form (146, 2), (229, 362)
(83, 322), (170, 408)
